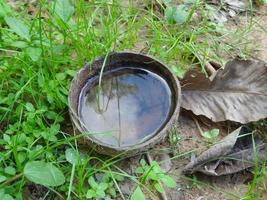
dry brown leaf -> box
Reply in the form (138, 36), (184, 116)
(181, 58), (267, 123)
(183, 126), (267, 176)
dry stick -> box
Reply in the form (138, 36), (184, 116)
(192, 117), (204, 136)
(145, 152), (168, 200)
(205, 61), (218, 81)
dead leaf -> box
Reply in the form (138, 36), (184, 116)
(181, 58), (267, 123)
(183, 126), (267, 176)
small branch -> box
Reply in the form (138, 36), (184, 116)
(192, 117), (204, 136)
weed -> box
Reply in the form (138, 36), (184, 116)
(135, 159), (176, 194)
(201, 128), (220, 145)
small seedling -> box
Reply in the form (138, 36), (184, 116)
(86, 173), (124, 199)
(201, 128), (219, 144)
(135, 159), (176, 195)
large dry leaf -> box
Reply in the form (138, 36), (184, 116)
(181, 59), (267, 123)
(183, 126), (267, 176)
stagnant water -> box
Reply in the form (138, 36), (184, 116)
(78, 65), (173, 147)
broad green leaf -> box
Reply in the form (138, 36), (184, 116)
(5, 17), (30, 41)
(24, 161), (65, 187)
(26, 47), (42, 62)
(65, 148), (78, 164)
(130, 186), (145, 200)
(55, 0), (74, 23)
(161, 175), (176, 188)
(173, 5), (189, 24)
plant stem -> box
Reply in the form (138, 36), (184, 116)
(0, 173), (23, 187)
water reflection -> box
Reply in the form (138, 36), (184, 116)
(79, 67), (172, 147)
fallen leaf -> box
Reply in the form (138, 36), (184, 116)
(183, 126), (267, 176)
(181, 58), (267, 123)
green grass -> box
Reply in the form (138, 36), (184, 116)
(0, 0), (266, 199)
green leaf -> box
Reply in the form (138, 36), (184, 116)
(201, 131), (212, 139)
(108, 187), (116, 197)
(88, 176), (98, 188)
(18, 152), (27, 163)
(4, 166), (16, 175)
(55, 0), (74, 23)
(172, 66), (185, 79)
(201, 129), (219, 139)
(4, 17), (30, 41)
(96, 188), (105, 198)
(163, 0), (172, 5)
(24, 161), (65, 187)
(140, 159), (146, 167)
(26, 47), (42, 62)
(3, 134), (10, 143)
(25, 102), (35, 112)
(131, 186), (145, 200)
(86, 189), (96, 199)
(10, 41), (28, 48)
(56, 72), (66, 81)
(210, 129), (220, 138)
(2, 194), (14, 200)
(65, 148), (78, 165)
(99, 182), (108, 190)
(0, 1), (11, 18)
(165, 6), (175, 24)
(161, 175), (176, 188)
(173, 5), (189, 24)
(154, 182), (164, 193)
(0, 175), (7, 183)
(114, 174), (124, 181)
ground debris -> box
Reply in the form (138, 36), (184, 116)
(181, 58), (267, 123)
(183, 126), (267, 176)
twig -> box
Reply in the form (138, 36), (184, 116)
(192, 117), (204, 136)
(205, 61), (217, 81)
